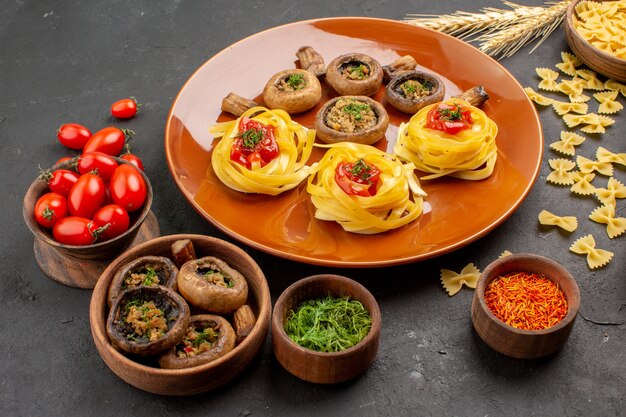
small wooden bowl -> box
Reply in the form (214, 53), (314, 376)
(272, 274), (381, 384)
(564, 0), (626, 82)
(471, 253), (580, 359)
(89, 234), (271, 395)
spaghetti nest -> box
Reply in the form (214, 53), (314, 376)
(210, 106), (316, 195)
(394, 99), (498, 180)
(307, 142), (427, 235)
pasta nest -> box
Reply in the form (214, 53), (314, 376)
(210, 106), (316, 195)
(307, 142), (427, 234)
(394, 99), (498, 180)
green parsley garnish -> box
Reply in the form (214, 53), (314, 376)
(239, 128), (264, 149)
(342, 101), (371, 121)
(142, 267), (158, 286)
(286, 73), (305, 90)
(285, 295), (372, 352)
(192, 326), (219, 348)
(346, 64), (369, 79)
(438, 104), (464, 121)
(350, 159), (374, 183)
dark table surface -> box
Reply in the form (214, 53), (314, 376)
(2, 1), (624, 416)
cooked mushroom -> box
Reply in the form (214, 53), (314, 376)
(221, 92), (258, 117)
(325, 53), (383, 96)
(262, 69), (322, 114)
(452, 85), (490, 108)
(296, 46), (326, 78)
(158, 314), (236, 369)
(106, 286), (190, 357)
(107, 256), (179, 307)
(314, 95), (389, 145)
(386, 71), (445, 114)
(177, 256), (248, 314)
(382, 55), (418, 83)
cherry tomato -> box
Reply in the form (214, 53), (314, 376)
(83, 127), (133, 156)
(93, 204), (130, 241)
(425, 102), (474, 134)
(111, 97), (140, 119)
(57, 123), (92, 150)
(230, 117), (279, 169)
(67, 173), (106, 218)
(39, 169), (80, 196)
(120, 153), (144, 171)
(109, 164), (147, 212)
(335, 158), (381, 197)
(34, 192), (68, 228)
(52, 216), (102, 245)
(77, 152), (118, 181)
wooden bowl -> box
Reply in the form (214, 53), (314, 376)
(23, 157), (157, 288)
(471, 253), (580, 359)
(564, 0), (626, 82)
(89, 234), (271, 395)
(272, 274), (381, 384)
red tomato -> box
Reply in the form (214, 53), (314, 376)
(83, 127), (133, 156)
(335, 159), (381, 197)
(120, 153), (144, 171)
(57, 124), (92, 150)
(77, 152), (118, 181)
(93, 204), (130, 241)
(39, 169), (80, 196)
(34, 192), (68, 228)
(230, 117), (279, 169)
(52, 216), (100, 245)
(425, 102), (474, 134)
(111, 97), (140, 119)
(67, 173), (106, 218)
(109, 164), (147, 212)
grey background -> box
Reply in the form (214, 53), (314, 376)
(1, 0), (624, 416)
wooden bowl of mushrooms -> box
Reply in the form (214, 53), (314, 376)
(564, 0), (626, 82)
(89, 234), (271, 395)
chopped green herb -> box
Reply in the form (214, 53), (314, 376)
(438, 104), (464, 121)
(285, 295), (372, 352)
(345, 64), (369, 80)
(342, 101), (371, 121)
(350, 159), (374, 183)
(192, 326), (219, 348)
(141, 267), (158, 286)
(239, 128), (264, 149)
(286, 73), (305, 90)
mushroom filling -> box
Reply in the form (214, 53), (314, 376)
(340, 61), (371, 80)
(197, 267), (234, 288)
(277, 73), (306, 91)
(121, 266), (162, 290)
(175, 323), (220, 358)
(123, 300), (168, 342)
(397, 78), (435, 100)
(324, 98), (377, 133)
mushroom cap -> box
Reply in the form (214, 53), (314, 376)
(325, 53), (383, 96)
(106, 286), (190, 357)
(262, 69), (322, 114)
(314, 95), (389, 145)
(385, 71), (445, 114)
(158, 314), (237, 369)
(177, 256), (248, 314)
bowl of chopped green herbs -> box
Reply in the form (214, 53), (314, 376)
(271, 274), (381, 384)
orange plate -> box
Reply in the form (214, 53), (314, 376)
(165, 17), (543, 267)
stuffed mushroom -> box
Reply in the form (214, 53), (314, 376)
(325, 53), (383, 96)
(177, 256), (248, 314)
(262, 69), (322, 114)
(386, 71), (445, 114)
(314, 95), (389, 145)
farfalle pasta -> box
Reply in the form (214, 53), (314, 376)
(570, 171), (596, 195)
(594, 91), (623, 114)
(536, 68), (560, 92)
(440, 263), (480, 296)
(538, 210), (578, 232)
(556, 51), (582, 76)
(595, 177), (626, 206)
(524, 87), (555, 106)
(551, 100), (588, 116)
(605, 79), (626, 97)
(576, 69), (604, 90)
(577, 155), (613, 176)
(394, 99), (498, 180)
(597, 146), (626, 166)
(209, 106), (315, 195)
(589, 204), (626, 238)
(546, 158), (576, 185)
(573, 0), (626, 59)
(569, 234), (613, 269)
(550, 131), (586, 156)
(307, 142), (426, 234)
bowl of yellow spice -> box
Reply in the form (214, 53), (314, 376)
(272, 274), (381, 384)
(471, 253), (580, 359)
(564, 0), (626, 82)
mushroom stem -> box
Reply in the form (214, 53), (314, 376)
(221, 93), (258, 117)
(296, 46), (326, 78)
(171, 239), (196, 268)
(453, 85), (490, 108)
(383, 55), (417, 83)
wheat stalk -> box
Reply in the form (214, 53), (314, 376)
(405, 1), (572, 59)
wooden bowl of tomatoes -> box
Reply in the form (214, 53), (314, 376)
(23, 156), (155, 288)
